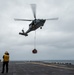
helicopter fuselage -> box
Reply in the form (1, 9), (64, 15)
(19, 19), (46, 36)
(26, 19), (46, 33)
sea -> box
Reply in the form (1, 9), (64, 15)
(43, 60), (74, 65)
(9, 60), (74, 65)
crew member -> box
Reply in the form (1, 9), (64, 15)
(1, 51), (9, 73)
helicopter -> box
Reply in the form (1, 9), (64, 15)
(14, 4), (58, 36)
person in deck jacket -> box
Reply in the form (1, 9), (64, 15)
(1, 51), (9, 73)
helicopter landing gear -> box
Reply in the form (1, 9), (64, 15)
(40, 26), (42, 29)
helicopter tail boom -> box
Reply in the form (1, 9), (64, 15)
(19, 32), (28, 36)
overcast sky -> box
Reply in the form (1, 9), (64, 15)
(0, 0), (74, 61)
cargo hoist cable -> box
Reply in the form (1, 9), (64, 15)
(34, 30), (36, 49)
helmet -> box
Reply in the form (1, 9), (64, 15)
(5, 51), (8, 54)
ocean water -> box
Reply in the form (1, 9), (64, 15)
(43, 60), (74, 65)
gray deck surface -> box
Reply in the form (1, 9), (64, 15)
(0, 61), (74, 75)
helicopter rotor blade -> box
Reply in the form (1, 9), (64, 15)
(46, 17), (59, 20)
(31, 4), (36, 19)
(14, 18), (33, 21)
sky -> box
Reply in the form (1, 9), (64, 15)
(0, 0), (74, 61)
